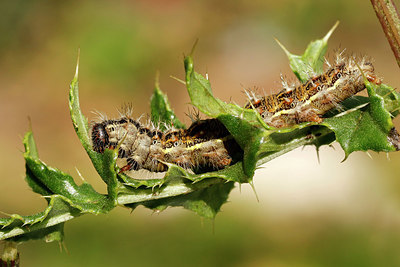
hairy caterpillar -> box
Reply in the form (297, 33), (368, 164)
(91, 115), (241, 173)
(91, 56), (383, 174)
(245, 57), (381, 127)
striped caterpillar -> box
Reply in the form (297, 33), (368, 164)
(91, 115), (241, 173)
(91, 57), (381, 173)
(245, 57), (380, 128)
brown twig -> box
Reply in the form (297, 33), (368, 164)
(371, 0), (400, 68)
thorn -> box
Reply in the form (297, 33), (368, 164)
(274, 37), (292, 58)
(323, 21), (340, 43)
(28, 116), (33, 133)
(151, 210), (161, 215)
(155, 70), (160, 89)
(0, 210), (12, 217)
(170, 75), (186, 85)
(190, 38), (199, 56)
(316, 147), (321, 164)
(390, 106), (400, 113)
(75, 167), (86, 182)
(249, 181), (259, 202)
(61, 241), (69, 254)
(74, 48), (80, 80)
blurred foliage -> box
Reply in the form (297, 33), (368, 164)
(16, 209), (400, 267)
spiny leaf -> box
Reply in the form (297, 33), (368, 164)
(276, 21), (339, 82)
(125, 180), (235, 219)
(117, 163), (246, 205)
(323, 82), (400, 157)
(0, 197), (78, 241)
(150, 76), (185, 130)
(24, 132), (113, 214)
(184, 54), (269, 179)
(68, 52), (120, 194)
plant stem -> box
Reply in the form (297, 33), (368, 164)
(371, 0), (400, 68)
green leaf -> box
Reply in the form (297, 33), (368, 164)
(117, 163), (244, 204)
(23, 132), (113, 214)
(0, 197), (79, 241)
(125, 179), (235, 219)
(68, 52), (91, 152)
(184, 54), (271, 179)
(68, 52), (120, 198)
(323, 82), (399, 157)
(150, 78), (185, 129)
(276, 21), (339, 82)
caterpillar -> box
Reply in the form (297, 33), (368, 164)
(245, 57), (381, 128)
(91, 56), (382, 174)
(91, 115), (242, 173)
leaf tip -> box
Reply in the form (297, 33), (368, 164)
(323, 21), (340, 43)
(155, 70), (160, 90)
(27, 116), (33, 133)
(190, 38), (199, 57)
(274, 37), (292, 57)
(74, 48), (80, 80)
(169, 75), (186, 85)
(249, 181), (259, 202)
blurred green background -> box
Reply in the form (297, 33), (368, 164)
(2, 0), (400, 266)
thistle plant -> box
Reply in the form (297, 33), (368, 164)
(2, 14), (400, 266)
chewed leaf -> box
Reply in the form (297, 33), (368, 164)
(276, 21), (339, 83)
(323, 82), (400, 157)
(151, 78), (185, 130)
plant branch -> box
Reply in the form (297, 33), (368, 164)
(371, 0), (400, 68)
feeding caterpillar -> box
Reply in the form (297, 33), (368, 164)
(245, 57), (381, 127)
(91, 115), (241, 173)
